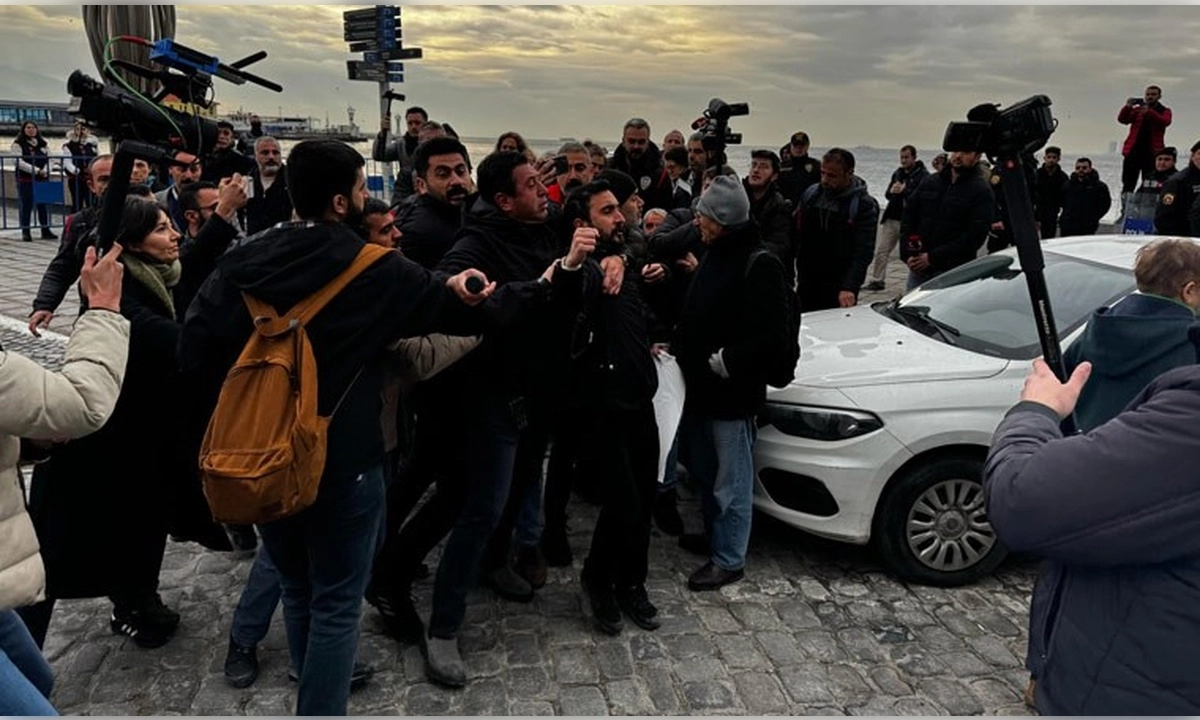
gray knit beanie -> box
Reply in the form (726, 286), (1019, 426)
(695, 174), (750, 227)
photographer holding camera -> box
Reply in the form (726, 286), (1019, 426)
(1118, 85), (1172, 199)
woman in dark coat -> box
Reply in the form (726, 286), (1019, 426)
(20, 196), (235, 649)
(11, 121), (55, 242)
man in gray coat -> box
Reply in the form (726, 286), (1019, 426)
(984, 357), (1200, 714)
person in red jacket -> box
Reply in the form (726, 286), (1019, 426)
(1118, 85), (1172, 198)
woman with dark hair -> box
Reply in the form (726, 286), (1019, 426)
(11, 121), (56, 242)
(19, 195), (236, 651)
(495, 131), (537, 163)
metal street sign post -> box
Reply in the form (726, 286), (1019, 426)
(343, 5), (422, 200)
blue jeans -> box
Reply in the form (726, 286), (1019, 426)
(229, 541), (283, 649)
(257, 463), (387, 716)
(514, 471), (544, 549)
(0, 610), (55, 716)
(429, 397), (523, 638)
(679, 411), (756, 571)
(906, 269), (933, 291)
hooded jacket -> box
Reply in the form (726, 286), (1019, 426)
(985, 363), (1200, 715)
(900, 164), (994, 273)
(1059, 170), (1112, 237)
(794, 176), (880, 312)
(745, 179), (795, 289)
(179, 222), (494, 486)
(881, 160), (929, 223)
(395, 192), (469, 270)
(607, 141), (675, 212)
(435, 197), (596, 409)
(673, 221), (791, 419)
(1064, 293), (1199, 432)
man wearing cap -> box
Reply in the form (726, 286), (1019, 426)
(1137, 147), (1177, 200)
(778, 131), (821, 206)
(1154, 141), (1200, 236)
(672, 175), (792, 591)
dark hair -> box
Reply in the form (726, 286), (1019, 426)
(405, 106), (428, 121)
(822, 147), (856, 173)
(354, 197), (393, 241)
(1147, 85), (1162, 94)
(1157, 146), (1178, 160)
(495, 131), (528, 154)
(419, 120), (444, 135)
(623, 117), (651, 134)
(116, 196), (167, 249)
(178, 180), (218, 214)
(413, 136), (470, 177)
(477, 151), (528, 204)
(664, 147), (688, 167)
(285, 140), (364, 220)
(17, 121), (46, 149)
(751, 149), (781, 175)
(1190, 140), (1200, 155)
(217, 120), (236, 132)
(1042, 146), (1060, 156)
(1076, 157), (1093, 166)
(900, 144), (917, 157)
(127, 183), (154, 199)
(562, 180), (614, 226)
(441, 122), (459, 139)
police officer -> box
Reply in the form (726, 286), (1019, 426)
(1154, 140), (1200, 236)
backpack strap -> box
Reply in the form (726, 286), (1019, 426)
(242, 243), (392, 328)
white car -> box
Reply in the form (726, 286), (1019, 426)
(753, 235), (1170, 587)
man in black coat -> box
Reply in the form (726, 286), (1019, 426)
(1058, 158), (1112, 237)
(672, 175), (792, 592)
(243, 137), (293, 236)
(1033, 146), (1069, 239)
(201, 121), (255, 183)
(744, 150), (795, 289)
(1155, 140), (1200, 236)
(607, 118), (675, 213)
(900, 149), (994, 288)
(777, 131), (821, 206)
(178, 139), (500, 714)
(793, 148), (879, 311)
(393, 136), (473, 269)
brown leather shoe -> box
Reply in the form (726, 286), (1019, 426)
(687, 561), (744, 591)
(1024, 678), (1037, 709)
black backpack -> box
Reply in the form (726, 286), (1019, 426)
(745, 249), (801, 388)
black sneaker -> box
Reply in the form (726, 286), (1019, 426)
(541, 527), (574, 567)
(514, 544), (547, 589)
(653, 489), (684, 537)
(223, 637), (259, 688)
(580, 570), (623, 636)
(289, 662), (374, 691)
(863, 280), (886, 292)
(615, 584), (661, 630)
(110, 600), (178, 649)
(365, 583), (425, 644)
(482, 565), (534, 602)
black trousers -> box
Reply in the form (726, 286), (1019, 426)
(581, 402), (660, 589)
(1122, 151), (1153, 195)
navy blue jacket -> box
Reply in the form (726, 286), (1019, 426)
(985, 365), (1200, 714)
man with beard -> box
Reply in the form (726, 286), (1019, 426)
(201, 121), (255, 183)
(154, 151), (202, 234)
(1033, 146), (1069, 240)
(1138, 146), (1177, 199)
(1117, 85), (1172, 198)
(561, 180), (662, 636)
(866, 145), (927, 290)
(546, 141), (595, 208)
(793, 148), (879, 311)
(608, 118), (675, 212)
(1059, 158), (1112, 237)
(743, 150), (795, 290)
(374, 106), (429, 207)
(778, 131), (821, 206)
(244, 137), (293, 236)
(179, 139), (499, 714)
(685, 132), (708, 197)
(900, 149), (994, 288)
(423, 150), (601, 688)
(391, 136), (473, 269)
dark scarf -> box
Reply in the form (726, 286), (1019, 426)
(122, 252), (182, 319)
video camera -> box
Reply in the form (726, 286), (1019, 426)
(691, 97), (749, 169)
(941, 95), (1056, 160)
(67, 37), (281, 254)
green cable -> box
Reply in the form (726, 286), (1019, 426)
(103, 36), (185, 140)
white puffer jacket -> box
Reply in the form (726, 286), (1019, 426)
(0, 310), (129, 611)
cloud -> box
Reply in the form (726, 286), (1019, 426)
(3, 5), (1200, 153)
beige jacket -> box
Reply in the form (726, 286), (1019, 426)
(0, 310), (129, 611)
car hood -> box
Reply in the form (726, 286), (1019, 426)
(789, 304), (1009, 389)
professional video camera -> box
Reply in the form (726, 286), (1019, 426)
(67, 37), (281, 253)
(941, 95), (1075, 430)
(691, 97), (749, 169)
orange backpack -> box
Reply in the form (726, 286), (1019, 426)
(199, 243), (391, 525)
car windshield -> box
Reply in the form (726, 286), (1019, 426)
(876, 251), (1134, 359)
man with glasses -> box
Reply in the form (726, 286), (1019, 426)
(778, 131), (821, 206)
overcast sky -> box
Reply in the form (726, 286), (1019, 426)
(6, 4), (1200, 154)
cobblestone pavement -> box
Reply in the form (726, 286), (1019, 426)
(1, 230), (1039, 715)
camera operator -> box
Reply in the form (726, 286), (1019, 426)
(1155, 140), (1200, 237)
(1118, 85), (1172, 200)
(201, 120), (255, 184)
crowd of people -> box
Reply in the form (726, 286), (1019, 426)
(3, 83), (1200, 716)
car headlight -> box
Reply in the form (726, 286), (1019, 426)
(757, 403), (883, 441)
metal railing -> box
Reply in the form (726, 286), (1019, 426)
(0, 154), (95, 230)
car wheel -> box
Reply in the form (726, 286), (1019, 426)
(873, 455), (1007, 587)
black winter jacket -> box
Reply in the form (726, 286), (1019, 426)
(794, 177), (879, 312)
(1058, 170), (1112, 237)
(244, 167), (293, 236)
(746, 180), (795, 289)
(777, 152), (820, 207)
(32, 206), (99, 314)
(607, 142), (675, 212)
(1156, 164), (1200, 237)
(1033, 165), (1069, 222)
(881, 161), (928, 223)
(673, 222), (791, 419)
(900, 165), (993, 273)
(395, 193), (468, 269)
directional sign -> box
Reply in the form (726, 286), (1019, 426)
(363, 48), (422, 62)
(388, 72), (404, 83)
(343, 6), (398, 21)
(347, 60), (388, 82)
